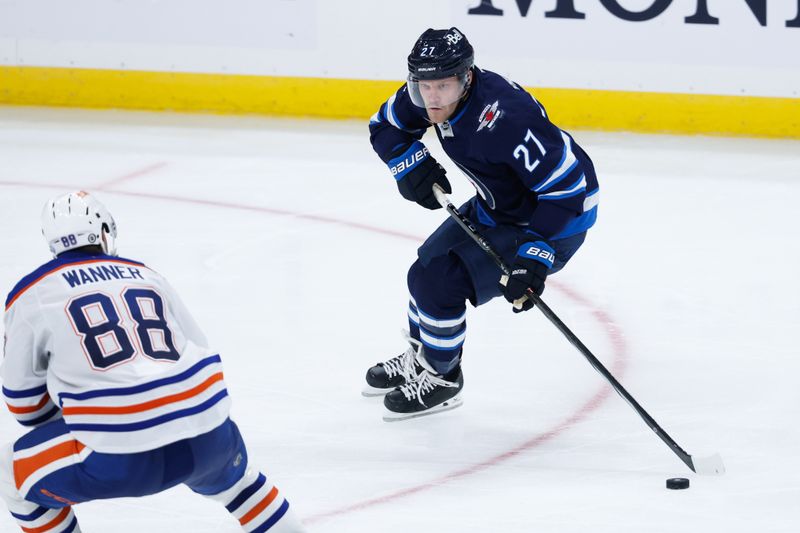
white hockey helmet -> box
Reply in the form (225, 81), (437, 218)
(41, 191), (118, 257)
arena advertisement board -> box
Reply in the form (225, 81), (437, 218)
(0, 0), (797, 137)
(1, 0), (798, 96)
(451, 0), (800, 96)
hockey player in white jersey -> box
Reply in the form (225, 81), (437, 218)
(0, 191), (305, 532)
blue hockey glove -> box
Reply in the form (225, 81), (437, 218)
(499, 240), (555, 313)
(387, 141), (451, 210)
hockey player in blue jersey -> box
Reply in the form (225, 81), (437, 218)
(364, 28), (599, 421)
(0, 191), (305, 532)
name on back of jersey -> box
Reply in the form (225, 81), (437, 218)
(62, 264), (145, 288)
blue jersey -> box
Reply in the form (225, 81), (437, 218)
(369, 67), (599, 240)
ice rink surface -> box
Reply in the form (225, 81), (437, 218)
(0, 106), (798, 532)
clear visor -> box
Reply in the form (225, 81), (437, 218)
(406, 71), (469, 109)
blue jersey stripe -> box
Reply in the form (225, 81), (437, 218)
(19, 406), (60, 427)
(475, 201), (497, 227)
(551, 206), (598, 240)
(539, 187), (585, 202)
(385, 94), (407, 131)
(3, 384), (48, 399)
(535, 157), (580, 194)
(58, 354), (221, 402)
(538, 173), (586, 201)
(65, 389), (228, 432)
(448, 98), (472, 125)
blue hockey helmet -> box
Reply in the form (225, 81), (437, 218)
(407, 28), (474, 109)
(408, 27), (474, 81)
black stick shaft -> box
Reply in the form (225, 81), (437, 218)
(435, 189), (697, 472)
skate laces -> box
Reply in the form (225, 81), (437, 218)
(382, 332), (422, 381)
(399, 368), (459, 406)
(382, 350), (413, 380)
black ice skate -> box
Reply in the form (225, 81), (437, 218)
(362, 333), (424, 397)
(382, 354), (463, 422)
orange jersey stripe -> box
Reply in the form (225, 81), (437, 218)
(6, 394), (51, 415)
(14, 441), (86, 490)
(5, 258), (146, 311)
(62, 372), (225, 416)
(21, 507), (71, 533)
(239, 486), (279, 526)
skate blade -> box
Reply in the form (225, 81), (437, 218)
(362, 385), (393, 397)
(382, 394), (463, 422)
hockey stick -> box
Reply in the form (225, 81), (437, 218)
(432, 184), (725, 476)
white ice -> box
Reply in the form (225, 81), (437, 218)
(0, 106), (798, 533)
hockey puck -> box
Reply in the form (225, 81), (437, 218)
(666, 478), (690, 490)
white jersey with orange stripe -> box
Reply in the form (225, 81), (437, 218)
(1, 250), (231, 453)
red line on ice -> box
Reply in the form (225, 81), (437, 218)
(96, 162), (168, 190)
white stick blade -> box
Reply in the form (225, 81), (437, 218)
(692, 452), (725, 475)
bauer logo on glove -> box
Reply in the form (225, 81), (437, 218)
(520, 245), (555, 268)
(387, 141), (452, 210)
(499, 239), (556, 312)
(389, 143), (431, 178)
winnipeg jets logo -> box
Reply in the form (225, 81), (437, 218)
(477, 101), (502, 132)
